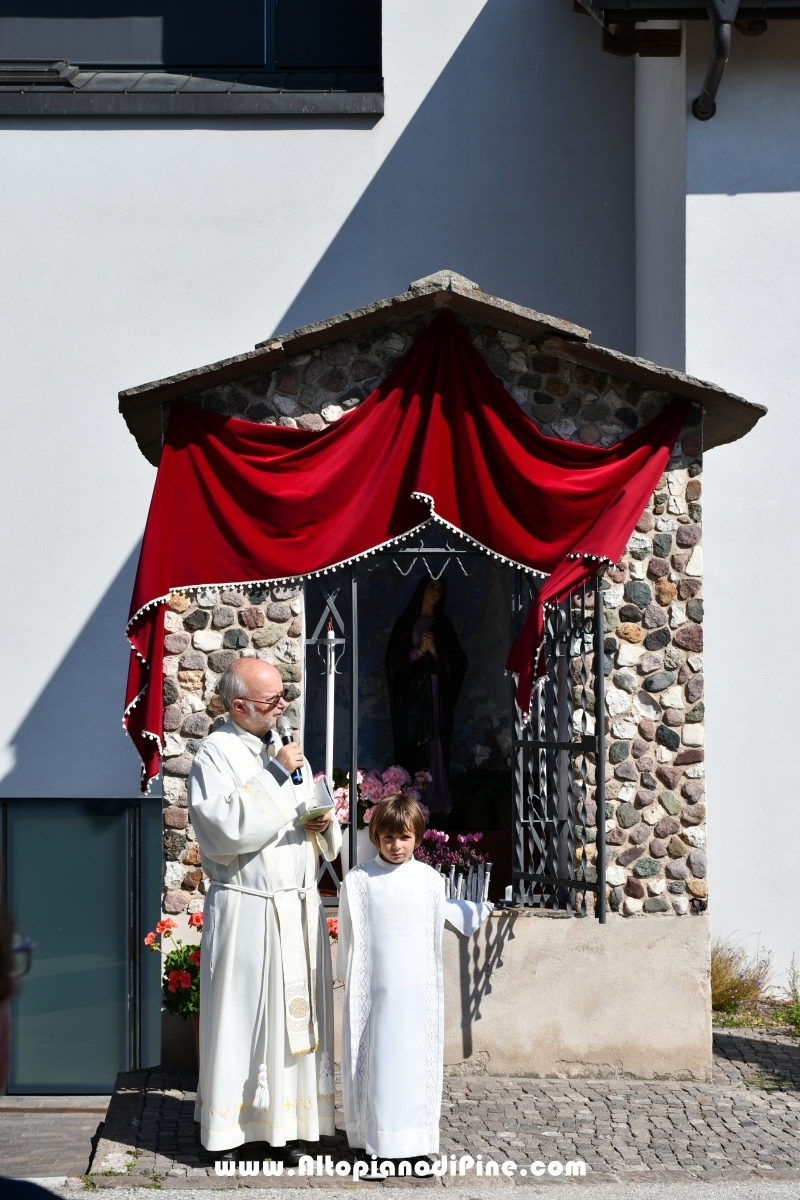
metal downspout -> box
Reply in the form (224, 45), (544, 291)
(692, 0), (741, 120)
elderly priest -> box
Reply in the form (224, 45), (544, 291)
(187, 657), (341, 1162)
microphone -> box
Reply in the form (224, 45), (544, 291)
(276, 716), (304, 785)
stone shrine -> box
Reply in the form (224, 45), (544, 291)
(119, 270), (765, 1077)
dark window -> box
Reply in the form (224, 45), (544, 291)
(0, 0), (380, 71)
(276, 0), (380, 70)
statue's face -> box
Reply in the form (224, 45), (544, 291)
(424, 580), (443, 607)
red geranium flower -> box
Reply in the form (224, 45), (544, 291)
(167, 969), (192, 993)
(143, 931), (156, 947)
(188, 912), (204, 929)
(156, 918), (178, 935)
(188, 949), (201, 966)
(327, 918), (339, 941)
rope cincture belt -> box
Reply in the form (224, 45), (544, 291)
(208, 880), (318, 901)
(206, 880), (333, 1108)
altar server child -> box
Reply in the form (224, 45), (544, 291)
(337, 793), (491, 1161)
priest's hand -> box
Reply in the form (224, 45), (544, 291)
(420, 631), (437, 659)
(304, 812), (332, 834)
(276, 742), (304, 773)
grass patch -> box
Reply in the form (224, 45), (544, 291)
(743, 1071), (794, 1092)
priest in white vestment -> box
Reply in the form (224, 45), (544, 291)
(337, 795), (490, 1160)
(187, 657), (341, 1158)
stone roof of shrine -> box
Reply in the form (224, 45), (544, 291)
(119, 269), (767, 466)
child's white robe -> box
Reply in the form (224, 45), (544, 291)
(337, 856), (491, 1158)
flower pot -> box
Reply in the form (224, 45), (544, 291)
(339, 826), (377, 874)
(190, 1012), (200, 1066)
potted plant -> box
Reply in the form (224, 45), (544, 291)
(414, 830), (492, 900)
(144, 911), (204, 1061)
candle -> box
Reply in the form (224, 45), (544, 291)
(325, 619), (335, 787)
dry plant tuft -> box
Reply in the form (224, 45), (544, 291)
(711, 936), (772, 1014)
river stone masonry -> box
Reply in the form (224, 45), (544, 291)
(598, 459), (705, 919)
(159, 309), (703, 919)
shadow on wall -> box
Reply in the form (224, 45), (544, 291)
(687, 21), (800, 195)
(0, 546), (148, 799)
(457, 911), (517, 1060)
(276, 0), (636, 353)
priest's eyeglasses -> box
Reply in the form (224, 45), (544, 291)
(246, 694), (285, 710)
(10, 933), (33, 980)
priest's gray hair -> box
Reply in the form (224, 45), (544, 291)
(217, 662), (254, 714)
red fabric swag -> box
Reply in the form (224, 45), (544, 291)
(125, 310), (688, 790)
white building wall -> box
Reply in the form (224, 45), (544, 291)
(0, 0), (635, 799)
(638, 20), (800, 983)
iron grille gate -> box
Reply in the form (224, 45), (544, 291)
(304, 536), (606, 920)
(511, 572), (607, 920)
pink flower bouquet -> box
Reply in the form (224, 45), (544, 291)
(332, 765), (431, 829)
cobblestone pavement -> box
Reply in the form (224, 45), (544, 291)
(0, 1095), (108, 1180)
(9, 1029), (800, 1186)
(52, 1185), (800, 1200)
(75, 1029), (800, 1187)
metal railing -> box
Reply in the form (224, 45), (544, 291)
(511, 574), (607, 920)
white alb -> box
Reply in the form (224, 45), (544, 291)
(337, 855), (491, 1158)
(188, 718), (341, 1152)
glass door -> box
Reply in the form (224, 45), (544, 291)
(4, 799), (161, 1094)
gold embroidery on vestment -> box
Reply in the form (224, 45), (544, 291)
(209, 1102), (244, 1118)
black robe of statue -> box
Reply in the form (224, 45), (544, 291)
(385, 577), (468, 794)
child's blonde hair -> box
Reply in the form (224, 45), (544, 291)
(367, 793), (426, 849)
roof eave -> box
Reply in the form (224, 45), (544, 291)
(542, 337), (767, 450)
(118, 278), (767, 465)
(118, 282), (590, 423)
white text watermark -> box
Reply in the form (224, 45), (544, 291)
(214, 1153), (586, 1180)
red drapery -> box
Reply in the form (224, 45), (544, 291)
(125, 310), (688, 790)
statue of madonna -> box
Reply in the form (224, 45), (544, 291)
(385, 576), (468, 813)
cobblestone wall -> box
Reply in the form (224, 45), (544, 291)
(159, 309), (704, 919)
(599, 463), (705, 919)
